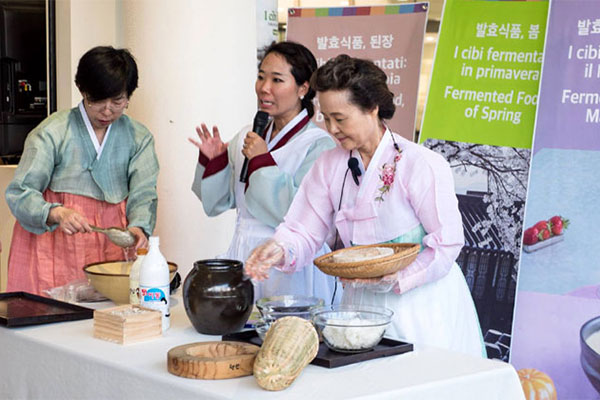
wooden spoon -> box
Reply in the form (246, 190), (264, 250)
(90, 225), (136, 248)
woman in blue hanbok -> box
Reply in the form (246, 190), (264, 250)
(190, 42), (339, 303)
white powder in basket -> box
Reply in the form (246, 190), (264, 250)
(332, 247), (394, 263)
(322, 318), (386, 350)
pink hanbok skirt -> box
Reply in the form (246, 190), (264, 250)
(7, 190), (128, 295)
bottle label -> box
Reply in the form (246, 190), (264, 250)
(141, 287), (167, 302)
(140, 285), (170, 332)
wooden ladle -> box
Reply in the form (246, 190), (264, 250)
(90, 225), (136, 248)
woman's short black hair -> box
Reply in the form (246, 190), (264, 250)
(260, 41), (318, 118)
(310, 54), (395, 120)
(75, 46), (138, 101)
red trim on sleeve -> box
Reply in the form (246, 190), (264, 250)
(244, 152), (277, 191)
(198, 150), (210, 166)
(202, 150), (229, 178)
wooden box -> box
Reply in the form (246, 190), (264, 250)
(93, 304), (162, 344)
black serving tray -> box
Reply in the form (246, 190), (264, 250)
(0, 291), (94, 327)
(222, 329), (413, 368)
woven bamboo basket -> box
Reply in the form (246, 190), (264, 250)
(313, 243), (420, 279)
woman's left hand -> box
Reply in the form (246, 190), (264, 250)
(340, 272), (398, 293)
(241, 131), (268, 159)
(128, 226), (148, 250)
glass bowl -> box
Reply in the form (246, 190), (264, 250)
(311, 305), (394, 353)
(254, 295), (324, 340)
(581, 315), (600, 394)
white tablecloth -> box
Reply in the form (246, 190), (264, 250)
(0, 295), (525, 400)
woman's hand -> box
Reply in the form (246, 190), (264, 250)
(242, 131), (268, 160)
(340, 272), (398, 293)
(128, 226), (148, 250)
(244, 239), (286, 281)
(188, 123), (228, 160)
(47, 206), (92, 235)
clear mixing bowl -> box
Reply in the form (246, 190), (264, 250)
(254, 295), (324, 340)
(312, 304), (393, 353)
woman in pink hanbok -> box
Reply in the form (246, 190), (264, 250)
(245, 55), (484, 357)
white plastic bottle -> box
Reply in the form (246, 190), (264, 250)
(129, 248), (148, 305)
(139, 236), (170, 332)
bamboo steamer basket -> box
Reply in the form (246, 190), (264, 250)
(313, 243), (420, 279)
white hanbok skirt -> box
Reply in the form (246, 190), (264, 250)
(342, 263), (484, 357)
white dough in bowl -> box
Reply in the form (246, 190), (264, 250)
(322, 318), (387, 350)
(332, 247), (394, 263)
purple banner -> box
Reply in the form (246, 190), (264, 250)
(532, 0), (600, 153)
(512, 0), (600, 398)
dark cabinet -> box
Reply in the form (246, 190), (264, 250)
(0, 0), (56, 163)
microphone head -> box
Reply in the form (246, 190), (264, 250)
(348, 157), (362, 175)
(253, 111), (270, 137)
(255, 110), (269, 123)
(347, 156), (361, 185)
(254, 111), (269, 125)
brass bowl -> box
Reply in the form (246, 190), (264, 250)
(83, 260), (177, 304)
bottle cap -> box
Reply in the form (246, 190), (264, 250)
(136, 248), (148, 256)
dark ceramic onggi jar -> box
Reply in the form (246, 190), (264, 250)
(183, 259), (254, 335)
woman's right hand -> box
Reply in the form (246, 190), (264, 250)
(47, 206), (92, 235)
(244, 239), (287, 281)
(188, 123), (228, 160)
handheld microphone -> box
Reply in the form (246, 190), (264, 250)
(239, 111), (270, 183)
(347, 157), (362, 186)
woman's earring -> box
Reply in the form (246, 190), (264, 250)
(300, 95), (304, 100)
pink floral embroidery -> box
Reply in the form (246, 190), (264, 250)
(375, 149), (402, 202)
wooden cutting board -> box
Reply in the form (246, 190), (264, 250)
(167, 341), (260, 379)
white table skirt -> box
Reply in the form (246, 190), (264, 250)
(0, 295), (525, 400)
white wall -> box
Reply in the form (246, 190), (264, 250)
(51, 0), (257, 280)
(55, 0), (118, 109)
(119, 1), (257, 277)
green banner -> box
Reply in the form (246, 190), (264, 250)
(419, 0), (548, 148)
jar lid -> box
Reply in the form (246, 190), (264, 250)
(136, 248), (148, 255)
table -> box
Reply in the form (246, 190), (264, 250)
(0, 295), (525, 400)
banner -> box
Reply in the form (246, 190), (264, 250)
(511, 0), (600, 397)
(257, 0), (279, 61)
(419, 0), (548, 361)
(287, 5), (428, 141)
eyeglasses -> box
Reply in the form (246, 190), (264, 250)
(85, 95), (129, 112)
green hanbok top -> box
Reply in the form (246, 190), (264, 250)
(5, 106), (159, 235)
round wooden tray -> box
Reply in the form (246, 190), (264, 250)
(167, 341), (260, 379)
(314, 243), (420, 279)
